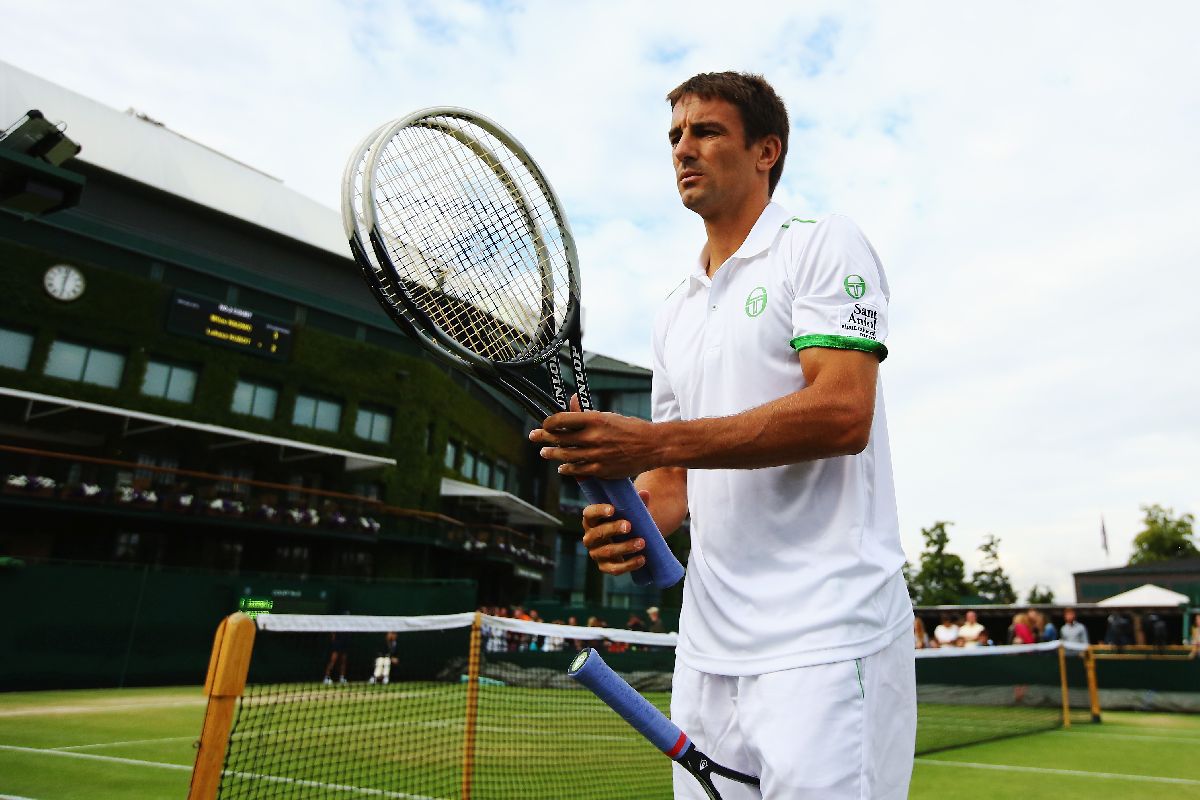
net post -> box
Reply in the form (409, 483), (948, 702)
(1056, 642), (1070, 729)
(188, 612), (256, 800)
(1084, 646), (1103, 723)
(461, 611), (483, 800)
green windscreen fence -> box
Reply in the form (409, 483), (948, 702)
(199, 614), (1096, 800)
(0, 559), (475, 690)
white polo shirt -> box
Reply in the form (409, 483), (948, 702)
(651, 202), (911, 676)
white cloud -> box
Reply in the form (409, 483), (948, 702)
(2, 0), (1197, 600)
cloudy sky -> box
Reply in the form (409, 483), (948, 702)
(3, 0), (1197, 600)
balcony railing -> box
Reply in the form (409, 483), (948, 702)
(0, 444), (554, 569)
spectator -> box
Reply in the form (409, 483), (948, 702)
(542, 620), (566, 653)
(1190, 615), (1199, 660)
(646, 606), (666, 634)
(913, 616), (929, 650)
(933, 614), (960, 648)
(370, 631), (399, 685)
(1010, 613), (1035, 645)
(1060, 608), (1089, 645)
(1041, 613), (1059, 642)
(1144, 612), (1169, 652)
(1105, 612), (1133, 649)
(957, 611), (984, 648)
(626, 612), (647, 632)
(1026, 609), (1045, 642)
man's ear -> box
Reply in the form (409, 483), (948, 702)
(756, 134), (782, 175)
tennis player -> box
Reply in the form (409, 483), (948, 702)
(531, 72), (915, 798)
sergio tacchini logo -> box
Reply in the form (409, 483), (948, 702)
(744, 286), (767, 317)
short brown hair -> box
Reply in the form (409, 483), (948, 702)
(667, 72), (790, 195)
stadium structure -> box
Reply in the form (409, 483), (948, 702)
(0, 61), (679, 687)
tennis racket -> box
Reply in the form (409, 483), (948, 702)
(348, 108), (684, 589)
(569, 648), (759, 800)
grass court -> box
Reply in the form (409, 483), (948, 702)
(1, 684), (1198, 799)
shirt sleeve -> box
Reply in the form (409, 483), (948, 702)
(789, 215), (890, 361)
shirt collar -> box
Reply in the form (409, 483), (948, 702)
(689, 201), (792, 286)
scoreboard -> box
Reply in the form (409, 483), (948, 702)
(167, 291), (293, 361)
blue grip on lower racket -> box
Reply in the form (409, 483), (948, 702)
(578, 477), (685, 589)
(568, 648), (690, 759)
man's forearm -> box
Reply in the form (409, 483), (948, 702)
(655, 380), (874, 471)
(634, 466), (688, 535)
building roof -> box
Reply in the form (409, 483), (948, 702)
(1096, 583), (1191, 608)
(0, 60), (345, 257)
(1074, 558), (1200, 578)
(584, 352), (652, 376)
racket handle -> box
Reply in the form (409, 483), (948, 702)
(568, 648), (691, 760)
(577, 478), (685, 589)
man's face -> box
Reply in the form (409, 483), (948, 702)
(1065, 610), (1075, 623)
(669, 95), (763, 218)
(966, 611), (977, 624)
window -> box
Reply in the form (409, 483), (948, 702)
(232, 379), (278, 419)
(462, 448), (476, 479)
(492, 461), (509, 492)
(0, 327), (34, 370)
(476, 458), (492, 488)
(444, 439), (459, 470)
(354, 404), (393, 443)
(293, 393), (342, 432)
(141, 359), (197, 402)
(44, 340), (125, 388)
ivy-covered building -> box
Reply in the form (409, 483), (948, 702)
(0, 61), (667, 610)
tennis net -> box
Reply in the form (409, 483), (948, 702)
(189, 613), (1098, 799)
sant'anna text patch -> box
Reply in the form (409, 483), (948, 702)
(838, 302), (881, 340)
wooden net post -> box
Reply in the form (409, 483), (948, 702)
(461, 611), (483, 800)
(1084, 646), (1103, 723)
(1056, 642), (1071, 728)
(187, 612), (256, 800)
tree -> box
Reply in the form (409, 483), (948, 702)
(908, 521), (972, 606)
(1027, 584), (1055, 604)
(971, 534), (1017, 604)
(1128, 504), (1198, 565)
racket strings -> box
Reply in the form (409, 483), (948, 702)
(368, 113), (572, 364)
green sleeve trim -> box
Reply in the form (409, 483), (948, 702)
(790, 333), (888, 362)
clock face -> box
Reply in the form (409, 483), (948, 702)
(44, 265), (86, 301)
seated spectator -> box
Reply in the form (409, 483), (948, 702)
(933, 614), (960, 648)
(646, 606), (666, 633)
(913, 616), (929, 649)
(957, 611), (985, 648)
(1190, 615), (1199, 660)
(1010, 612), (1035, 645)
(542, 620), (565, 653)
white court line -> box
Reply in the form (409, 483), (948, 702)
(1, 794), (41, 799)
(0, 699), (205, 717)
(1048, 729), (1200, 745)
(0, 745), (445, 799)
(0, 745), (189, 772)
(55, 735), (197, 751)
(916, 758), (1200, 786)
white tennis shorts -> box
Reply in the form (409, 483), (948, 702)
(670, 630), (916, 799)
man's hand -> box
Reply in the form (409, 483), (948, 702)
(529, 395), (661, 479)
(580, 493), (652, 576)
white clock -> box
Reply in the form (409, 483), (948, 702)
(43, 264), (86, 301)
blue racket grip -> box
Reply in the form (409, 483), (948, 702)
(568, 648), (690, 759)
(577, 477), (685, 589)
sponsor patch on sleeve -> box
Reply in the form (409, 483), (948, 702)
(838, 302), (882, 340)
